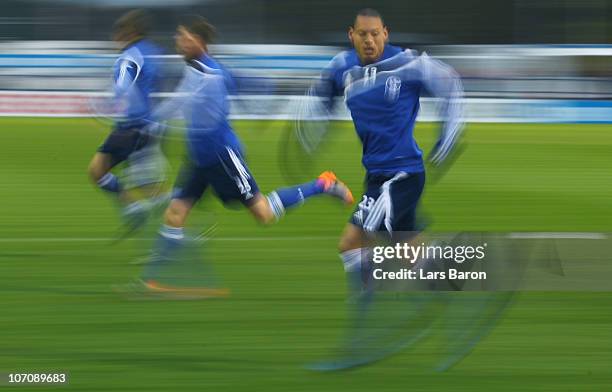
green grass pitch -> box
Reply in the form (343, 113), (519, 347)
(1, 117), (611, 391)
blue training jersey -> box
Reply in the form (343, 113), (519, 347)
(310, 44), (464, 174)
(113, 39), (162, 128)
(153, 53), (241, 167)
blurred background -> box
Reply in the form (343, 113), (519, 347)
(1, 0), (612, 43)
(0, 0), (611, 121)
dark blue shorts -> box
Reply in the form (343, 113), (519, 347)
(350, 171), (425, 233)
(173, 146), (260, 207)
(97, 124), (150, 167)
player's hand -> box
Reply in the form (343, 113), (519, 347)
(428, 140), (453, 167)
(143, 122), (167, 137)
(426, 143), (466, 184)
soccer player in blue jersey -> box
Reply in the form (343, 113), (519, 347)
(138, 17), (354, 294)
(87, 10), (166, 229)
(303, 8), (464, 293)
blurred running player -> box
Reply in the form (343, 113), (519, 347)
(303, 8), (464, 294)
(87, 10), (167, 231)
(138, 16), (354, 294)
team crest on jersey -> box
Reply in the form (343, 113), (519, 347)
(384, 75), (402, 103)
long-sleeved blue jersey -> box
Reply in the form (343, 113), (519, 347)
(153, 53), (241, 167)
(310, 44), (463, 174)
(113, 39), (161, 128)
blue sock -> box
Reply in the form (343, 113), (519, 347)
(142, 225), (184, 282)
(97, 173), (122, 194)
(340, 249), (365, 295)
(266, 180), (324, 219)
(341, 248), (375, 313)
